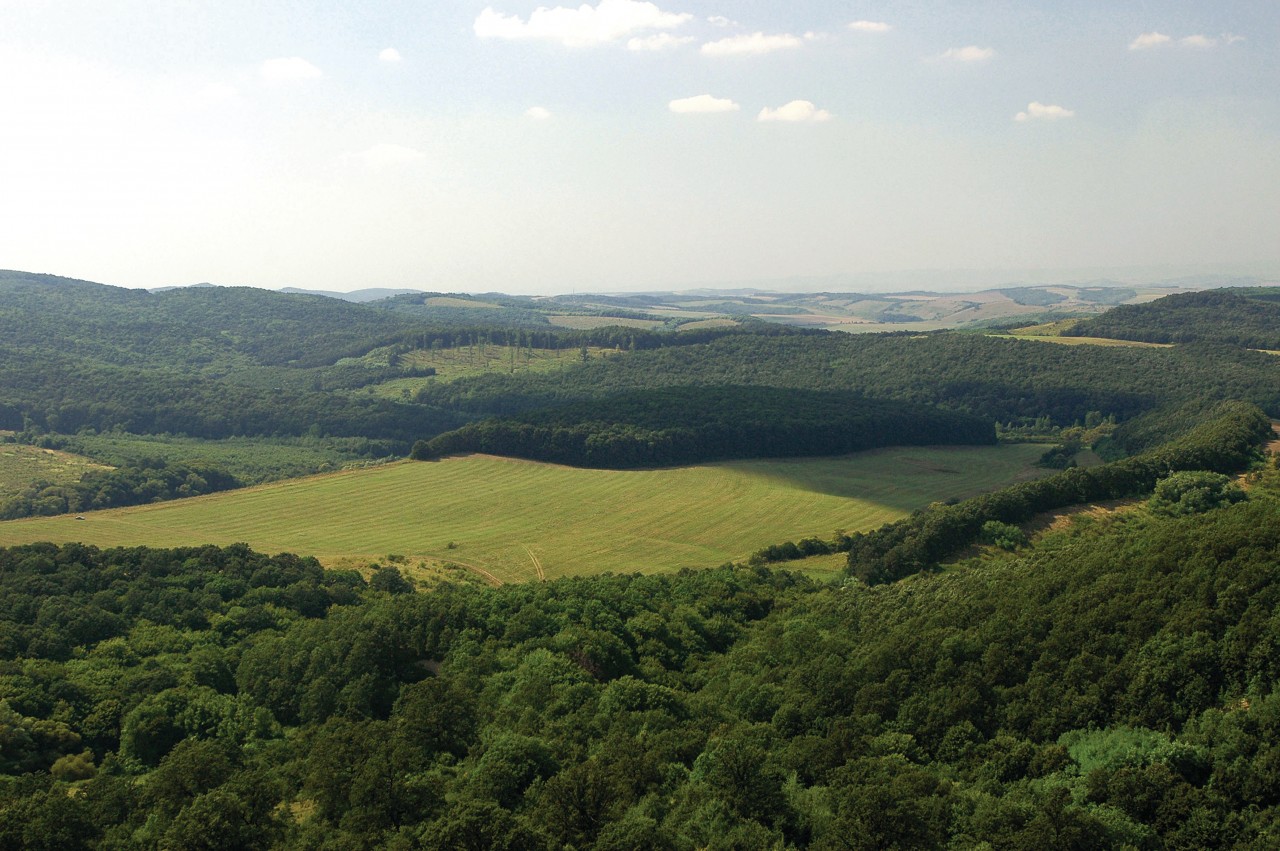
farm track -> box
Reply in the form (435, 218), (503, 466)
(522, 545), (546, 581)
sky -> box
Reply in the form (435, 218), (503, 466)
(1, 1), (1278, 294)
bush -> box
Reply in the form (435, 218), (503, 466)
(1149, 471), (1246, 517)
(980, 520), (1027, 551)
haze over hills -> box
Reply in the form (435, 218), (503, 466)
(93, 271), (1219, 333)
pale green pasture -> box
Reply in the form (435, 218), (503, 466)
(0, 442), (111, 492)
(0, 445), (1046, 584)
(546, 315), (665, 330)
(365, 345), (619, 398)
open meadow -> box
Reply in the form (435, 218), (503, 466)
(0, 444), (1046, 584)
(0, 438), (112, 490)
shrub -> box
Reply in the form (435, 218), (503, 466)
(980, 520), (1027, 551)
(1149, 471), (1245, 517)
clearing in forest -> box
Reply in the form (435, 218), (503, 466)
(0, 439), (112, 492)
(0, 444), (1046, 584)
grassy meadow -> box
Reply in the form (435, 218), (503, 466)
(49, 432), (386, 484)
(364, 344), (623, 400)
(0, 444), (1047, 584)
(0, 439), (111, 490)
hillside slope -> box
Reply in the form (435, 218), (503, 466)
(5, 472), (1280, 846)
(1065, 289), (1280, 349)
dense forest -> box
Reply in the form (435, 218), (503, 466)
(6, 464), (1280, 847)
(8, 276), (1280, 846)
(9, 272), (1280, 461)
(416, 331), (1280, 454)
(0, 273), (788, 446)
(1065, 289), (1280, 349)
(412, 387), (995, 468)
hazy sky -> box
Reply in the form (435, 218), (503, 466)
(2, 1), (1277, 293)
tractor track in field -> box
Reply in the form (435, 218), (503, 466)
(522, 545), (546, 581)
(448, 559), (503, 587)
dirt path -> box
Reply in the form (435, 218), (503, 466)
(449, 559), (504, 587)
(1265, 421), (1280, 455)
(522, 545), (546, 581)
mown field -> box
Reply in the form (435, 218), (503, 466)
(0, 444), (1046, 584)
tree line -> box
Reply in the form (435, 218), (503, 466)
(412, 386), (995, 468)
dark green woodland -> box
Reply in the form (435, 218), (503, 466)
(3, 275), (1280, 847)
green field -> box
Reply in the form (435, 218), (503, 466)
(0, 444), (1046, 583)
(991, 332), (1173, 348)
(0, 439), (111, 491)
(365, 345), (622, 399)
(546, 315), (665, 330)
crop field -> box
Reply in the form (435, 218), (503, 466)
(0, 439), (111, 491)
(0, 444), (1047, 584)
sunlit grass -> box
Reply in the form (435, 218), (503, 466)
(0, 444), (1047, 584)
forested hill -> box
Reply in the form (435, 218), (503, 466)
(0, 270), (424, 369)
(1065, 289), (1280, 349)
(417, 332), (1280, 451)
(0, 271), (803, 443)
(0, 272), (464, 441)
(412, 387), (995, 468)
(8, 468), (1280, 846)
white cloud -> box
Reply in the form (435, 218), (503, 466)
(707, 16), (734, 27)
(628, 33), (694, 51)
(1179, 34), (1217, 48)
(803, 31), (830, 42)
(474, 0), (692, 47)
(1129, 31), (1171, 50)
(939, 46), (994, 62)
(701, 32), (803, 56)
(669, 94), (740, 114)
(1014, 102), (1075, 122)
(260, 57), (323, 82)
(757, 100), (832, 123)
(525, 106), (552, 120)
(350, 144), (425, 168)
(379, 48), (403, 63)
(849, 21), (891, 33)
(1130, 31), (1244, 51)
